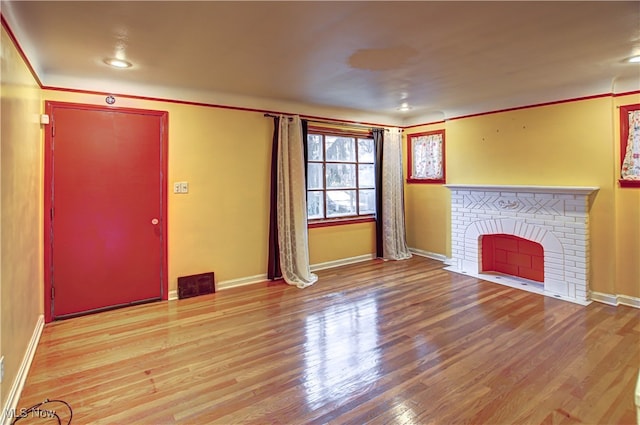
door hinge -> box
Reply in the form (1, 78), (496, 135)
(51, 125), (55, 137)
(50, 208), (54, 220)
(51, 286), (55, 300)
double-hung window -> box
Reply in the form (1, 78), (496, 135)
(307, 129), (376, 222)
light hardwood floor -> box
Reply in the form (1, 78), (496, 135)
(16, 256), (640, 424)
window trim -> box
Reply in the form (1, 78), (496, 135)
(406, 129), (446, 184)
(619, 103), (640, 188)
(308, 216), (375, 229)
(306, 128), (376, 227)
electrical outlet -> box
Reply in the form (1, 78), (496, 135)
(0, 356), (4, 383)
(173, 182), (182, 194)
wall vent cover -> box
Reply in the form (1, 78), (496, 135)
(177, 272), (215, 299)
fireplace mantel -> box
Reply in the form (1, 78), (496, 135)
(444, 184), (599, 305)
(444, 184), (599, 196)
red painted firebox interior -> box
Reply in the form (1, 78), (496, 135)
(481, 234), (544, 282)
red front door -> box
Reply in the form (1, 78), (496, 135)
(45, 102), (168, 320)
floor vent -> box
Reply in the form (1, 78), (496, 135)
(177, 272), (215, 299)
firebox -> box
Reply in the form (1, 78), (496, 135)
(481, 234), (544, 283)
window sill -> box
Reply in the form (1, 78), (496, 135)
(406, 178), (446, 184)
(619, 179), (640, 188)
(308, 216), (375, 229)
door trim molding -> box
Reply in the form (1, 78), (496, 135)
(43, 101), (169, 322)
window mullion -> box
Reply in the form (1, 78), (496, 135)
(322, 162), (327, 219)
(354, 138), (360, 216)
(322, 135), (326, 219)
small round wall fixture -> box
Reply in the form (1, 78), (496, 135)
(105, 95), (116, 105)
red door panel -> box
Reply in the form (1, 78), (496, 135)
(48, 104), (166, 319)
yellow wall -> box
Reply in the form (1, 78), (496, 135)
(309, 222), (375, 265)
(0, 26), (44, 409)
(405, 96), (640, 299)
(403, 123), (449, 257)
(41, 90), (376, 292)
(613, 94), (640, 298)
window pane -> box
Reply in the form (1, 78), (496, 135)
(326, 163), (355, 189)
(307, 191), (324, 219)
(358, 138), (375, 163)
(307, 163), (324, 189)
(326, 136), (355, 162)
(358, 164), (375, 188)
(307, 134), (323, 161)
(359, 190), (376, 214)
(326, 190), (356, 217)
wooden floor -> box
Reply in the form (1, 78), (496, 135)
(16, 256), (640, 424)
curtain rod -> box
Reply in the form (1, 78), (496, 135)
(263, 113), (392, 131)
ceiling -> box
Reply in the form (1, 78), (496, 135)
(2, 1), (639, 125)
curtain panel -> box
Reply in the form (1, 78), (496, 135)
(373, 128), (385, 258)
(267, 117), (282, 280)
(381, 129), (412, 260)
(374, 127), (412, 261)
(268, 115), (318, 288)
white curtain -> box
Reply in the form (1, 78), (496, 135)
(276, 115), (318, 288)
(381, 128), (412, 260)
(621, 109), (640, 180)
(412, 133), (444, 179)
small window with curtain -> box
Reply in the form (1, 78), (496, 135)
(619, 103), (640, 188)
(407, 130), (445, 184)
(307, 128), (376, 225)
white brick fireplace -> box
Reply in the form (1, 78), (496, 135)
(444, 185), (599, 305)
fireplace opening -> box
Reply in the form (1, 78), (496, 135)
(481, 234), (544, 283)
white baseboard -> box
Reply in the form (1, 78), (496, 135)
(590, 291), (618, 306)
(167, 274), (269, 297)
(591, 291), (640, 309)
(215, 254), (376, 291)
(635, 371), (640, 425)
(216, 274), (269, 291)
(619, 294), (640, 309)
(634, 371), (640, 425)
(168, 254), (377, 296)
(310, 253), (375, 272)
(1, 315), (44, 425)
(408, 248), (448, 262)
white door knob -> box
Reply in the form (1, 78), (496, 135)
(151, 218), (159, 225)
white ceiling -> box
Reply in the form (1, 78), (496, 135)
(2, 1), (639, 125)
